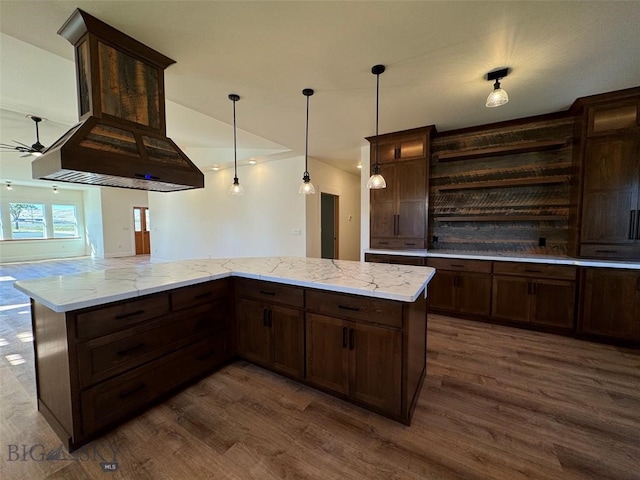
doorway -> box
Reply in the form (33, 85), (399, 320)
(133, 207), (150, 255)
(321, 193), (339, 259)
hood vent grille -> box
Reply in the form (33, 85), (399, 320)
(32, 8), (204, 192)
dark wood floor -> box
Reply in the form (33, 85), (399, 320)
(1, 257), (639, 479)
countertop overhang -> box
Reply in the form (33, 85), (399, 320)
(14, 257), (436, 313)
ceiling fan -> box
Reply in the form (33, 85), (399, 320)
(0, 114), (46, 157)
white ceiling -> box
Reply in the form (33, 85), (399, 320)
(1, 1), (640, 180)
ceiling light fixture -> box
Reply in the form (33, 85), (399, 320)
(248, 159), (257, 165)
(228, 94), (244, 195)
(357, 162), (363, 170)
(486, 68), (510, 108)
(212, 165), (220, 171)
(367, 65), (387, 189)
(299, 88), (316, 195)
(6, 182), (13, 191)
(53, 186), (59, 194)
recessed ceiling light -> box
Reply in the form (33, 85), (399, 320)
(212, 165), (220, 171)
(248, 159), (257, 165)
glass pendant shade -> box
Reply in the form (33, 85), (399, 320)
(486, 80), (509, 107)
(367, 167), (387, 189)
(299, 172), (316, 194)
(228, 177), (244, 195)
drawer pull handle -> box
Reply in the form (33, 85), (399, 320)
(115, 309), (144, 320)
(259, 290), (276, 296)
(118, 382), (146, 399)
(349, 329), (355, 350)
(630, 210), (636, 240)
(405, 242), (416, 246)
(116, 343), (146, 356)
(450, 264), (464, 268)
(194, 292), (212, 299)
(195, 349), (218, 361)
(342, 327), (348, 348)
(524, 269), (541, 273)
(338, 305), (361, 312)
(595, 250), (618, 253)
(378, 242), (389, 245)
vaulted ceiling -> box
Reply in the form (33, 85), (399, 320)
(1, 1), (639, 178)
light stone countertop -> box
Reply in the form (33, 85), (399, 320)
(14, 257), (436, 313)
(364, 249), (640, 269)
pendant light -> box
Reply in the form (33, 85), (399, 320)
(228, 93), (244, 195)
(367, 64), (387, 189)
(485, 68), (510, 108)
(299, 88), (316, 195)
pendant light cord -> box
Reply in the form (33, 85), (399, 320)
(304, 94), (310, 175)
(375, 70), (380, 170)
(232, 98), (238, 179)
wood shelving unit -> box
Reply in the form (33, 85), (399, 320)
(435, 175), (569, 192)
(432, 139), (568, 162)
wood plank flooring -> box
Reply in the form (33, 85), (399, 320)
(1, 257), (639, 479)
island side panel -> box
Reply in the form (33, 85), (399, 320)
(404, 287), (427, 423)
(32, 301), (74, 446)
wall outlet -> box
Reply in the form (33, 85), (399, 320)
(432, 235), (439, 244)
(538, 237), (546, 247)
(291, 228), (302, 235)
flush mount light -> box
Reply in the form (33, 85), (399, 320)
(367, 64), (387, 189)
(357, 161), (363, 170)
(228, 94), (244, 195)
(299, 88), (316, 195)
(248, 159), (257, 165)
(212, 165), (220, 171)
(486, 67), (510, 108)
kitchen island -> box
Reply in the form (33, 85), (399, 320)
(15, 257), (435, 450)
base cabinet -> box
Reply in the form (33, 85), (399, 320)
(492, 263), (576, 330)
(579, 268), (640, 341)
(306, 313), (402, 417)
(236, 279), (305, 380)
(426, 259), (492, 316)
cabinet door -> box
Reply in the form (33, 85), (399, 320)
(370, 163), (397, 238)
(457, 272), (492, 316)
(397, 137), (427, 161)
(580, 269), (640, 341)
(236, 298), (271, 367)
(349, 322), (402, 417)
(427, 270), (456, 312)
(397, 160), (427, 238)
(306, 313), (349, 395)
(531, 279), (575, 329)
(492, 276), (530, 323)
(270, 304), (305, 379)
(581, 137), (639, 244)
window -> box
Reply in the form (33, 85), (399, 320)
(52, 205), (79, 238)
(9, 203), (45, 239)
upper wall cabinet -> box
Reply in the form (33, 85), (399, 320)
(575, 89), (640, 260)
(367, 127), (433, 250)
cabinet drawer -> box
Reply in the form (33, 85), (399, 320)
(171, 278), (230, 311)
(580, 244), (640, 261)
(235, 278), (304, 308)
(77, 301), (230, 387)
(427, 258), (492, 273)
(371, 238), (426, 249)
(306, 290), (402, 328)
(75, 294), (171, 340)
(365, 253), (425, 266)
(493, 262), (577, 280)
(81, 332), (229, 435)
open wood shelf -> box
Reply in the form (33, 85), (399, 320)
(434, 215), (567, 222)
(433, 139), (568, 162)
(435, 175), (569, 192)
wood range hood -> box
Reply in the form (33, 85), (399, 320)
(33, 9), (204, 192)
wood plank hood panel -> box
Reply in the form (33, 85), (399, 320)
(32, 8), (204, 192)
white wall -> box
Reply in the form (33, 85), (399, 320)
(149, 156), (306, 261)
(305, 158), (361, 261)
(0, 184), (86, 262)
(99, 189), (148, 258)
(359, 145), (370, 260)
(83, 189), (104, 258)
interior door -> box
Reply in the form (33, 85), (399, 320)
(133, 207), (151, 255)
(321, 193), (339, 259)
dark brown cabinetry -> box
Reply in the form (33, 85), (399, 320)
(579, 268), (640, 342)
(364, 252), (425, 266)
(577, 94), (640, 260)
(33, 279), (233, 450)
(426, 259), (492, 317)
(368, 127), (432, 250)
(305, 288), (425, 424)
(492, 263), (577, 330)
(235, 279), (304, 379)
